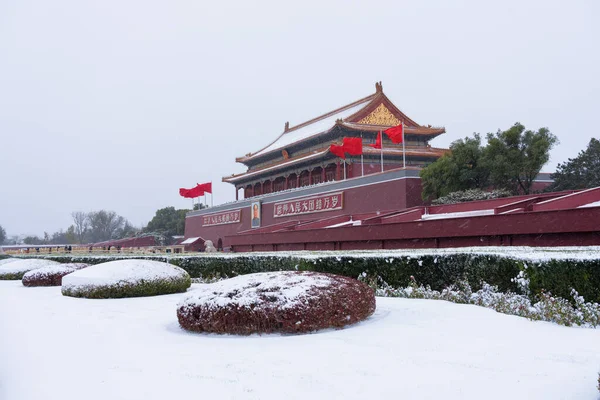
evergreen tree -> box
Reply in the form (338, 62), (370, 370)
(144, 207), (190, 237)
(547, 138), (600, 191)
(484, 123), (557, 194)
(420, 123), (557, 200)
(420, 134), (488, 201)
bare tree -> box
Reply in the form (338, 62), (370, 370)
(71, 211), (89, 244)
(0, 224), (6, 245)
(87, 210), (126, 242)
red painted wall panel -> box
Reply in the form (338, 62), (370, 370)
(185, 176), (423, 247)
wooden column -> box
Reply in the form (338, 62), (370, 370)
(260, 181), (264, 195)
(336, 161), (340, 181)
(285, 175), (289, 190)
(321, 167), (326, 182)
(308, 168), (313, 185)
(296, 174), (300, 187)
(236, 187), (239, 201)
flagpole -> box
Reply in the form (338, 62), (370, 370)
(211, 192), (213, 207)
(204, 193), (206, 207)
(343, 160), (346, 180)
(379, 130), (383, 172)
(360, 134), (364, 176)
(402, 121), (406, 168)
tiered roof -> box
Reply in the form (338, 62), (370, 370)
(224, 82), (446, 184)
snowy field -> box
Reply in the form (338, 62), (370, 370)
(1, 281), (599, 400)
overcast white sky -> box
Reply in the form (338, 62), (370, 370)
(1, 0), (598, 237)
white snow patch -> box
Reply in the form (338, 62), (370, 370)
(325, 220), (363, 228)
(421, 209), (495, 220)
(180, 272), (335, 309)
(579, 200), (600, 208)
(62, 259), (188, 290)
(252, 101), (368, 158)
(0, 259), (60, 275)
(0, 258), (19, 266)
(181, 237), (201, 244)
(22, 264), (88, 281)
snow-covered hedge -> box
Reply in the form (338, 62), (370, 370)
(0, 259), (60, 280)
(61, 260), (191, 299)
(359, 274), (600, 328)
(177, 271), (376, 335)
(18, 247), (600, 303)
(0, 258), (17, 266)
(22, 263), (89, 287)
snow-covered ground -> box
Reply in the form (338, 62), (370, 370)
(1, 281), (599, 400)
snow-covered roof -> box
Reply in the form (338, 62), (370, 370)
(251, 100), (370, 159)
(325, 220), (362, 228)
(579, 200), (600, 208)
(421, 209), (495, 221)
(224, 149), (330, 183)
(181, 237), (202, 245)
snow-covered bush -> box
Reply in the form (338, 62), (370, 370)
(0, 258), (17, 266)
(431, 188), (512, 205)
(61, 260), (191, 298)
(0, 259), (60, 280)
(22, 263), (89, 287)
(358, 274), (600, 328)
(178, 271), (376, 335)
(23, 249), (600, 304)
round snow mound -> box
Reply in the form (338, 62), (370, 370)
(0, 259), (61, 280)
(177, 271), (376, 335)
(0, 258), (18, 266)
(61, 259), (191, 298)
(22, 263), (89, 287)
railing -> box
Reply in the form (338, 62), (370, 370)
(2, 245), (186, 256)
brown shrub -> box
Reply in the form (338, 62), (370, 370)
(22, 263), (89, 287)
(177, 271), (376, 335)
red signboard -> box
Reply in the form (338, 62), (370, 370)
(274, 192), (343, 218)
(202, 209), (241, 226)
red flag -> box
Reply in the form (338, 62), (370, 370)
(369, 131), (382, 149)
(343, 137), (363, 155)
(197, 182), (212, 194)
(329, 143), (346, 159)
(384, 123), (404, 144)
(179, 184), (204, 198)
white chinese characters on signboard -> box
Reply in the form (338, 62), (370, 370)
(202, 209), (241, 227)
(273, 192), (343, 218)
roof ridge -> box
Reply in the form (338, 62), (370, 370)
(286, 92), (377, 133)
(236, 90), (378, 163)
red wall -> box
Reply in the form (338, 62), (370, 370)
(185, 176), (423, 247)
(227, 207), (600, 251)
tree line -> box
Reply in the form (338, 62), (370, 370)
(420, 123), (599, 202)
(1, 204), (207, 246)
